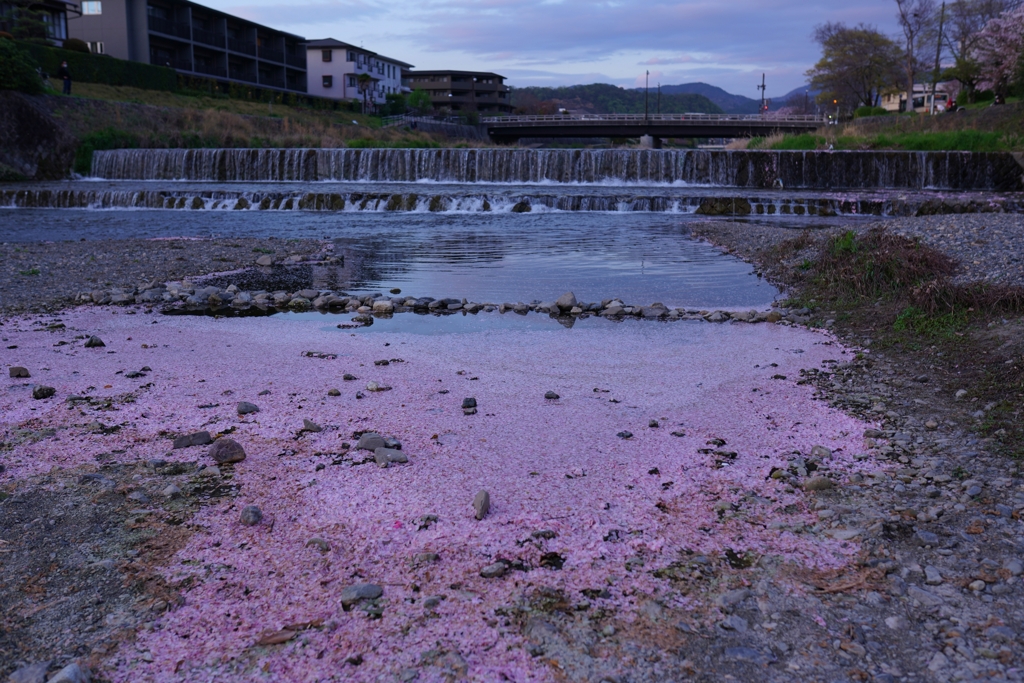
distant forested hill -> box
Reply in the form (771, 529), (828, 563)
(513, 83), (722, 115)
(653, 83), (761, 114)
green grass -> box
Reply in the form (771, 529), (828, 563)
(892, 306), (970, 339)
(345, 138), (441, 149)
(19, 268), (41, 276)
(768, 129), (1024, 152)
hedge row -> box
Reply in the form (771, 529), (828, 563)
(17, 41), (177, 91)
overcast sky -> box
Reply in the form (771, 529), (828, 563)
(215, 0), (907, 97)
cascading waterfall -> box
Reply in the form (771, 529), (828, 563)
(5, 188), (1018, 216)
(89, 148), (1024, 190)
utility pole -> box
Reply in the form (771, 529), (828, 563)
(930, 2), (946, 114)
(757, 73), (767, 117)
(644, 70), (649, 121)
(657, 83), (661, 115)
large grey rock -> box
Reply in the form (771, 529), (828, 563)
(340, 583), (383, 609)
(255, 254), (274, 266)
(32, 385), (55, 400)
(173, 431), (212, 449)
(83, 336), (105, 348)
(714, 588), (751, 608)
(9, 366), (30, 378)
(209, 438), (246, 464)
(374, 447), (408, 465)
(555, 292), (577, 311)
(239, 505), (262, 526)
(803, 476), (833, 491)
(8, 661), (50, 683)
(907, 585), (944, 606)
(45, 663), (89, 683)
(473, 490), (490, 520)
(236, 401), (260, 415)
(357, 432), (386, 451)
(480, 562), (507, 579)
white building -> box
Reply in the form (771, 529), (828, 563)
(880, 82), (957, 114)
(306, 38), (412, 106)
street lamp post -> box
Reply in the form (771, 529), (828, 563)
(930, 2), (946, 114)
(644, 70), (649, 122)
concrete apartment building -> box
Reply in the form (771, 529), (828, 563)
(305, 38), (411, 106)
(402, 70), (512, 114)
(67, 0), (307, 93)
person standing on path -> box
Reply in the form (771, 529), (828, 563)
(57, 61), (71, 95)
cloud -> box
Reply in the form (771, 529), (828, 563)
(197, 0), (907, 95)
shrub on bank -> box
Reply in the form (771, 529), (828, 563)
(73, 128), (140, 175)
(17, 41), (177, 91)
(62, 38), (90, 54)
(854, 106), (889, 118)
(0, 38), (43, 94)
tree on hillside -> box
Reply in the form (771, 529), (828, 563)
(943, 0), (1019, 99)
(407, 88), (432, 115)
(0, 37), (43, 94)
(806, 23), (904, 109)
(894, 0), (938, 103)
(8, 0), (52, 45)
(973, 4), (1024, 97)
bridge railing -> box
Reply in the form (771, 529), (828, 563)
(481, 113), (827, 125)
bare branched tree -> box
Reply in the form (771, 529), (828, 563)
(895, 0), (938, 103)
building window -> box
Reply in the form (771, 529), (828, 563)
(323, 75), (333, 88)
(347, 75), (356, 87)
(82, 1), (102, 14)
(321, 49), (331, 62)
(88, 40), (104, 53)
(347, 51), (354, 62)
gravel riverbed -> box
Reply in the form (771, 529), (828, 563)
(3, 216), (1024, 683)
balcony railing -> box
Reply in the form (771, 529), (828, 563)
(259, 47), (284, 64)
(159, 58), (193, 71)
(230, 66), (257, 83)
(260, 73), (285, 88)
(227, 37), (255, 55)
(193, 62), (226, 78)
(147, 16), (190, 39)
(192, 26), (225, 48)
(285, 52), (305, 68)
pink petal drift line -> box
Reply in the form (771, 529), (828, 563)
(0, 307), (878, 682)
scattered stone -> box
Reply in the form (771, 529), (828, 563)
(715, 588), (751, 608)
(161, 484), (182, 499)
(648, 419), (659, 428)
(924, 566), (944, 585)
(803, 476), (833, 491)
(209, 438), (246, 464)
(473, 490), (490, 520)
(463, 397), (477, 415)
(810, 445), (832, 458)
(343, 373), (357, 381)
(907, 585), (944, 606)
(8, 661), (50, 683)
(239, 505), (263, 526)
(84, 336), (105, 348)
(46, 662), (90, 683)
(357, 433), (386, 451)
(306, 537), (330, 553)
(617, 431), (633, 439)
(173, 431), (212, 449)
(255, 254), (274, 266)
(327, 388), (341, 396)
(555, 292), (577, 311)
(544, 391), (560, 400)
(302, 419), (323, 433)
(32, 385), (55, 400)
(480, 562), (507, 579)
(340, 583), (383, 610)
(719, 615), (749, 632)
(423, 595), (444, 608)
(126, 490), (150, 503)
(9, 366), (30, 378)
(723, 647), (775, 665)
(375, 447), (408, 465)
(968, 580), (986, 592)
(236, 401), (259, 415)
(414, 552), (440, 564)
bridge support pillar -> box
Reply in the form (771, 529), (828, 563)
(640, 135), (662, 149)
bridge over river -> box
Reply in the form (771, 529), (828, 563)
(479, 113), (828, 145)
